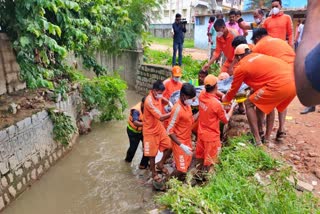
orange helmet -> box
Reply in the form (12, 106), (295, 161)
(234, 44), (250, 55)
(204, 74), (218, 86)
(172, 66), (182, 77)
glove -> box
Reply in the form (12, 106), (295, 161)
(180, 144), (193, 156)
(164, 104), (172, 113)
(231, 99), (237, 109)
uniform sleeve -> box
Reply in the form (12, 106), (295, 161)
(286, 16), (293, 46)
(216, 103), (228, 124)
(167, 105), (181, 135)
(213, 39), (222, 59)
(224, 67), (246, 101)
(146, 96), (162, 120)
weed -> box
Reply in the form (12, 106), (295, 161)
(48, 109), (76, 146)
(158, 135), (320, 213)
(144, 49), (220, 80)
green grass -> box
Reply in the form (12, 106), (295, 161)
(149, 36), (194, 48)
(157, 135), (320, 214)
(143, 48), (219, 81)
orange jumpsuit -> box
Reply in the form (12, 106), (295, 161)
(163, 78), (183, 100)
(213, 28), (239, 73)
(262, 12), (293, 46)
(252, 35), (295, 64)
(196, 91), (228, 166)
(167, 100), (193, 173)
(224, 53), (296, 114)
(143, 91), (171, 157)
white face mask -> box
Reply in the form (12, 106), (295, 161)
(184, 99), (193, 106)
(254, 18), (261, 24)
(271, 7), (280, 15)
(155, 93), (163, 100)
(173, 77), (181, 82)
(216, 31), (224, 38)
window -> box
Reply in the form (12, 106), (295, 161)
(182, 9), (187, 18)
(195, 17), (205, 25)
(164, 10), (169, 17)
(172, 10), (175, 16)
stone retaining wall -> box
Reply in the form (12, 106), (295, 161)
(135, 64), (172, 95)
(0, 92), (81, 211)
(0, 33), (26, 95)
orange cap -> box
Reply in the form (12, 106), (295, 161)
(204, 74), (218, 86)
(172, 66), (182, 77)
(234, 44), (250, 55)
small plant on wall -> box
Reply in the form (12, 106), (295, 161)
(48, 109), (76, 145)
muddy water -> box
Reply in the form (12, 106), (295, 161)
(4, 90), (156, 214)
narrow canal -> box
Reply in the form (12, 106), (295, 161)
(4, 90), (155, 214)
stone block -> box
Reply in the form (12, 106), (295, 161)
(8, 156), (19, 170)
(37, 110), (48, 120)
(57, 149), (62, 158)
(0, 196), (4, 210)
(16, 182), (22, 191)
(39, 150), (46, 159)
(31, 154), (39, 165)
(37, 165), (43, 175)
(15, 168), (23, 177)
(8, 186), (16, 197)
(1, 177), (8, 188)
(22, 177), (26, 185)
(6, 125), (16, 139)
(49, 156), (53, 164)
(53, 153), (57, 161)
(27, 173), (30, 182)
(0, 130), (8, 142)
(31, 169), (37, 180)
(288, 176), (314, 192)
(24, 160), (32, 169)
(0, 162), (9, 175)
(31, 113), (39, 123)
(3, 193), (9, 204)
(7, 173), (13, 183)
(44, 160), (50, 170)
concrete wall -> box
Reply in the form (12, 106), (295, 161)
(149, 24), (194, 40)
(135, 64), (172, 96)
(0, 33), (26, 95)
(0, 92), (81, 211)
(66, 50), (143, 90)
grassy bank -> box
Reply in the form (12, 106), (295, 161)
(157, 135), (320, 213)
(143, 49), (219, 80)
(150, 36), (194, 49)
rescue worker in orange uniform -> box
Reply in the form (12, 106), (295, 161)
(262, 0), (293, 46)
(167, 83), (197, 181)
(143, 80), (172, 188)
(163, 66), (183, 100)
(222, 44), (296, 145)
(197, 75), (236, 172)
(162, 66), (183, 128)
(202, 19), (239, 75)
(125, 97), (149, 169)
(250, 28), (295, 142)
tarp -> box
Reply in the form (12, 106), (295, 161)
(169, 77), (249, 106)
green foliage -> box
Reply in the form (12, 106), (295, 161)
(245, 0), (272, 10)
(48, 109), (76, 145)
(53, 79), (69, 101)
(0, 0), (162, 88)
(158, 135), (320, 213)
(79, 75), (128, 121)
(144, 49), (220, 80)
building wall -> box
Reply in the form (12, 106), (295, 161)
(0, 92), (81, 211)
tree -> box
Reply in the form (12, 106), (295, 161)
(245, 0), (272, 10)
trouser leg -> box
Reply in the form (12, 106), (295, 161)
(172, 42), (178, 66)
(125, 128), (142, 162)
(178, 43), (183, 66)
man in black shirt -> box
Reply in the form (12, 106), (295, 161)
(172, 13), (186, 66)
